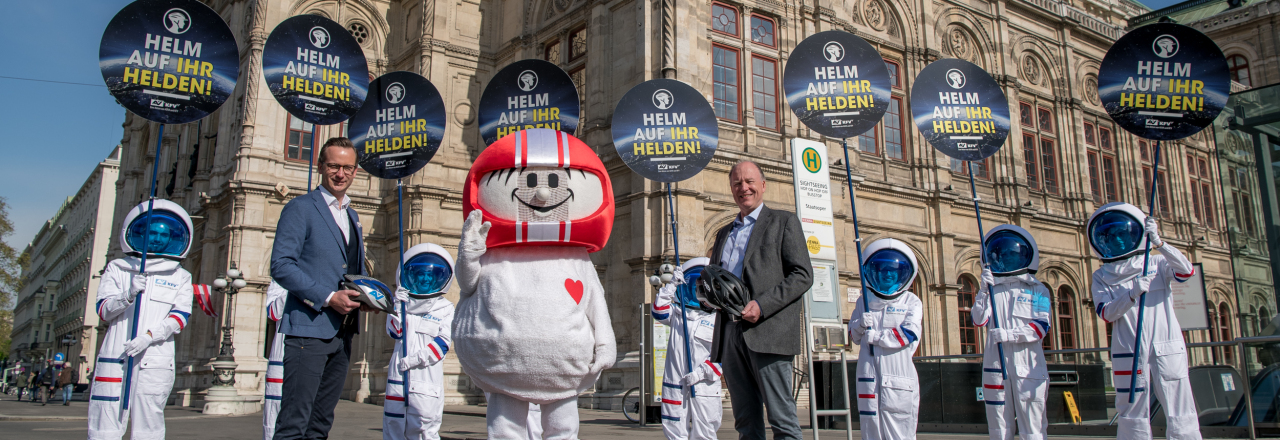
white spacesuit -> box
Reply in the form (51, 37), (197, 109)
(651, 257), (723, 439)
(970, 225), (1051, 440)
(1089, 203), (1199, 440)
(847, 238), (922, 440)
(384, 243), (456, 440)
(262, 281), (287, 440)
(88, 200), (195, 440)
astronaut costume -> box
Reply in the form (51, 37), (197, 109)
(262, 281), (287, 440)
(970, 225), (1051, 440)
(453, 129), (616, 439)
(88, 200), (195, 440)
(847, 239), (922, 440)
(651, 258), (723, 439)
(384, 243), (456, 440)
(1089, 203), (1199, 440)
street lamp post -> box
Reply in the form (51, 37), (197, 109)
(203, 264), (257, 415)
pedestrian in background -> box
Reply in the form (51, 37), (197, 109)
(14, 369), (28, 401)
(38, 362), (56, 405)
(58, 363), (79, 405)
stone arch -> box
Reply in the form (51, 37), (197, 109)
(852, 0), (917, 48)
(1074, 57), (1103, 107)
(701, 210), (738, 255)
(934, 10), (996, 69)
(1012, 36), (1066, 96)
(1036, 259), (1085, 296)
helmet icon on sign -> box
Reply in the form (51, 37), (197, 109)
(652, 89), (674, 110)
(946, 69), (967, 89)
(823, 42), (845, 63)
(164, 8), (191, 34)
(310, 26), (331, 49)
(386, 83), (406, 104)
(1152, 35), (1179, 58)
(517, 70), (539, 92)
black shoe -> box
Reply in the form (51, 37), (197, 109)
(63, 402), (69, 406)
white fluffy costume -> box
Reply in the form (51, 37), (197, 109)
(848, 238), (922, 440)
(263, 281), (287, 440)
(384, 243), (457, 440)
(1089, 203), (1200, 440)
(453, 129), (616, 439)
(970, 225), (1051, 440)
(652, 258), (723, 439)
(89, 200), (195, 440)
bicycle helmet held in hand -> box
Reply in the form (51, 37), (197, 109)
(340, 274), (394, 313)
(695, 264), (750, 319)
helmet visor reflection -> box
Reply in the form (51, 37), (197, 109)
(985, 230), (1034, 273)
(677, 266), (704, 308)
(1089, 210), (1143, 259)
(863, 249), (914, 297)
(125, 210), (190, 257)
(400, 253), (452, 296)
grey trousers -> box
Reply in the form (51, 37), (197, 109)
(722, 321), (803, 440)
(273, 333), (352, 440)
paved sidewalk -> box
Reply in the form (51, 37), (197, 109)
(0, 392), (1118, 439)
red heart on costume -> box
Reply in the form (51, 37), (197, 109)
(564, 279), (584, 304)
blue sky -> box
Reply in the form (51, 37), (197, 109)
(1138, 0), (1189, 10)
(1, 1), (134, 252)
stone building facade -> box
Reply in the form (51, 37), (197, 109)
(11, 147), (120, 382)
(102, 0), (1261, 407)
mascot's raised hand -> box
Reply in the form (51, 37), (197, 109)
(456, 209), (490, 295)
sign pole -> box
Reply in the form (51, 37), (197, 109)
(966, 165), (1016, 399)
(665, 183), (695, 398)
(839, 139), (873, 356)
(397, 178), (411, 432)
(308, 124), (319, 190)
(123, 123), (165, 412)
(1129, 140), (1161, 403)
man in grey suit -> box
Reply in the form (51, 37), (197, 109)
(270, 138), (372, 440)
(710, 161), (813, 439)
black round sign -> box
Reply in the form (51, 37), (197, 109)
(1098, 23), (1230, 141)
(909, 59), (1011, 162)
(783, 31), (892, 139)
(348, 71), (447, 180)
(99, 0), (240, 124)
(478, 59), (580, 146)
(262, 15), (369, 125)
(610, 79), (718, 183)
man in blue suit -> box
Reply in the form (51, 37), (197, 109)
(270, 138), (371, 440)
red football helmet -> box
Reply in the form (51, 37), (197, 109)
(462, 129), (614, 252)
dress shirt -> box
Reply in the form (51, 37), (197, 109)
(719, 203), (763, 278)
(318, 185), (351, 307)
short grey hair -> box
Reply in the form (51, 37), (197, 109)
(729, 160), (764, 180)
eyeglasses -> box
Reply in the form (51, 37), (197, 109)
(324, 163), (357, 175)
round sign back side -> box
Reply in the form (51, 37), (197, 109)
(909, 59), (1011, 162)
(349, 71), (447, 180)
(782, 30), (892, 138)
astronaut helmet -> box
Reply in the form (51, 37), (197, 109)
(398, 243), (455, 300)
(462, 129), (614, 252)
(120, 199), (194, 260)
(676, 257), (710, 309)
(861, 238), (918, 300)
(1087, 202), (1148, 262)
(983, 224), (1039, 276)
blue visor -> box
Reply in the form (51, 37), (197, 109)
(676, 266), (705, 309)
(863, 249), (914, 297)
(1089, 210), (1143, 259)
(400, 253), (452, 296)
(985, 230), (1034, 273)
(125, 210), (190, 257)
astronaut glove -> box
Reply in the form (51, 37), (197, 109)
(398, 353), (426, 373)
(1132, 275), (1154, 301)
(130, 274), (149, 301)
(657, 283), (677, 302)
(981, 267), (995, 289)
(670, 267), (686, 286)
(121, 333), (154, 358)
(861, 313), (877, 329)
(460, 210), (491, 253)
(988, 328), (1010, 343)
(864, 329), (882, 345)
(1144, 217), (1164, 248)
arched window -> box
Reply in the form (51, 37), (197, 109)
(958, 275), (980, 355)
(1261, 306), (1272, 334)
(1219, 302), (1234, 364)
(1057, 286), (1076, 351)
(1228, 55), (1251, 87)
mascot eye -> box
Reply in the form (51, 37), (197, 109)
(526, 173), (538, 188)
(548, 174), (559, 188)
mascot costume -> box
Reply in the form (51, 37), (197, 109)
(848, 238), (922, 440)
(263, 281), (288, 440)
(384, 243), (457, 440)
(453, 128), (616, 439)
(88, 200), (195, 440)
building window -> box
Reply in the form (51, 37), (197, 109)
(285, 115), (315, 162)
(712, 45), (740, 122)
(1019, 102), (1034, 127)
(958, 275), (980, 355)
(569, 66), (586, 118)
(1088, 152), (1102, 204)
(544, 40), (561, 63)
(1232, 167), (1258, 236)
(1143, 168), (1172, 216)
(1099, 127), (1114, 150)
(951, 158), (988, 180)
(569, 27), (587, 61)
(1057, 286), (1076, 350)
(1042, 284), (1055, 351)
(1189, 153), (1216, 228)
(1101, 154), (1119, 203)
(347, 22), (369, 46)
(885, 59), (901, 89)
(1039, 138), (1059, 194)
(749, 14), (775, 47)
(884, 97), (905, 160)
(1228, 55), (1251, 87)
(711, 2), (738, 36)
(751, 56), (778, 130)
(1218, 302), (1234, 364)
(1024, 134), (1039, 190)
(1037, 107), (1054, 133)
(858, 124), (878, 155)
(1084, 122), (1096, 146)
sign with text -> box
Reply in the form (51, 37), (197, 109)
(611, 79), (719, 182)
(783, 30), (892, 138)
(910, 59), (1011, 161)
(1170, 263), (1210, 330)
(1098, 23), (1230, 141)
(349, 71), (446, 179)
(478, 59), (580, 146)
(790, 138), (837, 261)
(263, 14), (369, 125)
(99, 0), (239, 124)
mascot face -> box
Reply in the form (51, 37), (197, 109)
(463, 129), (614, 252)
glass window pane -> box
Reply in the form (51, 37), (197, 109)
(751, 57), (777, 130)
(712, 3), (738, 36)
(713, 46), (740, 121)
(1024, 134), (1039, 190)
(885, 97), (904, 160)
(1040, 138), (1058, 194)
(750, 15), (774, 47)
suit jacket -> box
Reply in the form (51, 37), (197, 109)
(709, 205), (814, 359)
(270, 188), (367, 340)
